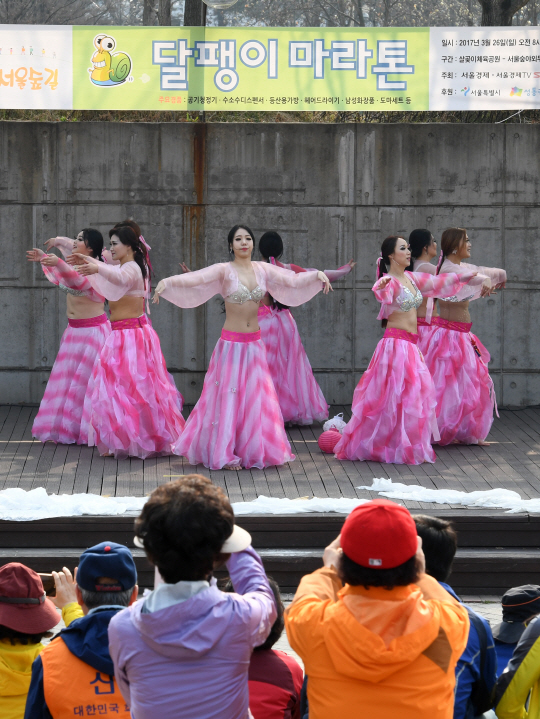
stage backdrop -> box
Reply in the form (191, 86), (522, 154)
(0, 122), (538, 408)
(0, 25), (540, 111)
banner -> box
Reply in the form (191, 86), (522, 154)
(0, 24), (538, 111)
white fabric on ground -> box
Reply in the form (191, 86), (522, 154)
(357, 477), (540, 513)
(231, 495), (367, 515)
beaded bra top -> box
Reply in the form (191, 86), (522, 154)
(59, 283), (86, 297)
(396, 281), (423, 312)
(225, 280), (265, 305)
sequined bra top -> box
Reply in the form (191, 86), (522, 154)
(59, 283), (86, 297)
(397, 281), (423, 312)
(225, 281), (265, 305)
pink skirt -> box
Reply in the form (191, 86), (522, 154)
(82, 315), (185, 459)
(173, 329), (295, 469)
(417, 317), (439, 358)
(32, 314), (111, 445)
(424, 318), (496, 445)
(334, 328), (439, 464)
(258, 305), (329, 425)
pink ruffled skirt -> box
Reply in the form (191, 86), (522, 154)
(173, 329), (295, 469)
(32, 314), (111, 445)
(334, 328), (439, 464)
(258, 305), (329, 425)
(417, 317), (439, 358)
(424, 318), (496, 445)
(82, 315), (185, 459)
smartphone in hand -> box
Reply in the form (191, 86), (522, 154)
(38, 573), (56, 597)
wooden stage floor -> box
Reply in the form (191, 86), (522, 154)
(1, 404), (540, 511)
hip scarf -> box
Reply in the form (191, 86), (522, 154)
(221, 329), (261, 343)
(434, 317), (481, 357)
(68, 313), (108, 329)
(111, 315), (148, 331)
(384, 328), (419, 345)
(417, 318), (432, 328)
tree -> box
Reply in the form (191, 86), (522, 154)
(477, 0), (531, 24)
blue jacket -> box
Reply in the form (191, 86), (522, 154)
(440, 583), (497, 719)
(24, 606), (125, 719)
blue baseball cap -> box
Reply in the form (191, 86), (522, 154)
(77, 542), (137, 592)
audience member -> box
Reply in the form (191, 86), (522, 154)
(493, 609), (540, 718)
(0, 563), (58, 719)
(108, 475), (277, 719)
(224, 577), (303, 719)
(492, 585), (540, 677)
(25, 542), (138, 719)
(414, 515), (497, 719)
(285, 499), (470, 719)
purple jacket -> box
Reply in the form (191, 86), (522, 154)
(108, 547), (277, 719)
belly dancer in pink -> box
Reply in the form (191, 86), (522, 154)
(153, 224), (332, 470)
(257, 231), (355, 426)
(408, 229), (441, 356)
(75, 222), (185, 459)
(424, 227), (506, 446)
(26, 229), (111, 445)
(334, 235), (480, 465)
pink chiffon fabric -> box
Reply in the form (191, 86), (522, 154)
(173, 329), (294, 470)
(258, 305), (328, 425)
(417, 317), (439, 358)
(81, 316), (185, 459)
(334, 329), (439, 465)
(32, 315), (111, 444)
(423, 319), (496, 445)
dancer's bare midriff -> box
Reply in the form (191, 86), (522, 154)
(66, 294), (105, 320)
(386, 309), (419, 335)
(222, 300), (260, 334)
(416, 295), (438, 320)
(108, 296), (145, 322)
(438, 299), (471, 324)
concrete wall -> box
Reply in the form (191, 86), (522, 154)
(0, 121), (537, 407)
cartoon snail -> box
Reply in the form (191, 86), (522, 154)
(90, 35), (131, 86)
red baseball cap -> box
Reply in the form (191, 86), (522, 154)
(341, 499), (418, 569)
(0, 563), (59, 634)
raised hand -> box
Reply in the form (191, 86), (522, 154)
(179, 262), (191, 274)
(317, 271), (333, 295)
(323, 535), (342, 569)
(26, 248), (46, 262)
(44, 238), (58, 252)
(376, 275), (392, 289)
(74, 254), (98, 276)
(51, 566), (78, 609)
(152, 280), (166, 304)
(347, 258), (357, 268)
(40, 254), (59, 267)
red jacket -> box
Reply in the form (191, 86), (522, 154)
(249, 648), (303, 719)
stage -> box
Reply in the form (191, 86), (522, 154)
(1, 405), (540, 595)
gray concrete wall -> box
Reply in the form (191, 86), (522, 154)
(0, 122), (536, 408)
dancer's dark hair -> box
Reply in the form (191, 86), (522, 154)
(259, 231), (284, 261)
(108, 225), (148, 282)
(81, 228), (104, 261)
(377, 235), (402, 279)
(436, 228), (467, 274)
(227, 225), (255, 256)
(258, 230), (289, 311)
(406, 229), (433, 271)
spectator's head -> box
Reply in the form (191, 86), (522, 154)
(223, 576), (284, 651)
(338, 500), (419, 590)
(134, 475), (251, 584)
(76, 542), (138, 615)
(0, 563), (58, 644)
(493, 585), (540, 645)
(413, 515), (457, 583)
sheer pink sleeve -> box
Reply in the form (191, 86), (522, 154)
(259, 263), (323, 306)
(438, 261), (490, 302)
(86, 261), (142, 301)
(411, 270), (481, 299)
(53, 237), (75, 258)
(275, 260), (307, 274)
(160, 264), (226, 308)
(462, 262), (506, 287)
(42, 259), (104, 302)
(372, 276), (400, 305)
(284, 262), (351, 282)
(413, 261), (437, 275)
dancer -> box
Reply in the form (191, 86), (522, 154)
(26, 229), (111, 445)
(153, 225), (332, 470)
(334, 235), (480, 465)
(75, 222), (185, 459)
(409, 229), (440, 356)
(257, 230), (354, 425)
(425, 227), (506, 446)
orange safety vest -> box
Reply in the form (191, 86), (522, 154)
(41, 636), (131, 719)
